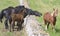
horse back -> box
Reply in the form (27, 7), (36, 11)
(43, 12), (54, 22)
(11, 13), (24, 21)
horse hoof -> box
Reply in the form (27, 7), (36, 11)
(17, 29), (20, 31)
(5, 26), (9, 29)
(45, 26), (47, 30)
(53, 29), (55, 31)
(10, 30), (11, 32)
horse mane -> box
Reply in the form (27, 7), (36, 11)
(25, 8), (42, 16)
(15, 5), (25, 13)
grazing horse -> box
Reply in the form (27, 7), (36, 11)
(15, 5), (25, 13)
(0, 5), (25, 29)
(0, 6), (15, 29)
(9, 8), (26, 32)
(9, 8), (42, 32)
(24, 8), (42, 18)
(43, 8), (58, 30)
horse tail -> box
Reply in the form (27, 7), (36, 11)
(0, 10), (4, 23)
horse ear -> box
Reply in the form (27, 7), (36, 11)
(23, 8), (26, 13)
(56, 8), (58, 11)
(24, 9), (26, 13)
(53, 8), (55, 11)
(56, 8), (58, 13)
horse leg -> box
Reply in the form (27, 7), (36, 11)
(21, 19), (24, 26)
(9, 18), (12, 32)
(0, 19), (2, 23)
(10, 23), (11, 32)
(17, 21), (21, 31)
(4, 19), (8, 29)
(17, 20), (23, 31)
(17, 20), (24, 26)
(47, 22), (50, 29)
(44, 20), (48, 30)
(52, 22), (56, 31)
(20, 20), (24, 30)
(10, 21), (15, 31)
(20, 22), (22, 30)
(51, 24), (55, 31)
(12, 21), (15, 31)
(10, 21), (13, 32)
(16, 21), (18, 31)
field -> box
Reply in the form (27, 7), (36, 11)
(0, 0), (60, 36)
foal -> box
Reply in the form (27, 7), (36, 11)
(10, 8), (26, 32)
(43, 8), (58, 30)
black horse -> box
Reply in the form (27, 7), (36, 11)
(9, 8), (42, 31)
(16, 8), (42, 26)
(16, 8), (42, 31)
(0, 6), (15, 29)
(0, 5), (42, 31)
(0, 5), (25, 29)
(24, 8), (42, 18)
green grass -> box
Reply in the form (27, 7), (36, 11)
(0, 0), (19, 10)
(29, 0), (60, 36)
(0, 0), (60, 36)
(0, 0), (26, 36)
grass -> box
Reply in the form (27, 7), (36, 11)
(0, 0), (27, 36)
(0, 0), (60, 36)
(29, 0), (60, 36)
(0, 0), (19, 10)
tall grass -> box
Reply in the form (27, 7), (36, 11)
(29, 0), (60, 36)
(0, 0), (60, 36)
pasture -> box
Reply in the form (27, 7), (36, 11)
(0, 0), (60, 36)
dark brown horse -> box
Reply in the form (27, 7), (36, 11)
(0, 6), (25, 29)
(43, 8), (58, 30)
(9, 8), (26, 32)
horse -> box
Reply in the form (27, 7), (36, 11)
(0, 6), (15, 29)
(43, 8), (58, 30)
(15, 5), (25, 13)
(9, 7), (42, 32)
(24, 8), (42, 18)
(0, 5), (25, 29)
(9, 8), (26, 32)
(0, 5), (42, 31)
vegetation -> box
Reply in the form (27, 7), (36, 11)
(29, 0), (60, 36)
(0, 0), (60, 36)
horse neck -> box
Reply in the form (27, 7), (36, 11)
(51, 11), (55, 16)
(53, 16), (56, 22)
(51, 11), (56, 22)
(53, 13), (56, 22)
(19, 11), (25, 15)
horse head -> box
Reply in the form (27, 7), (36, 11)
(25, 8), (42, 17)
(53, 8), (58, 17)
(33, 11), (42, 17)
